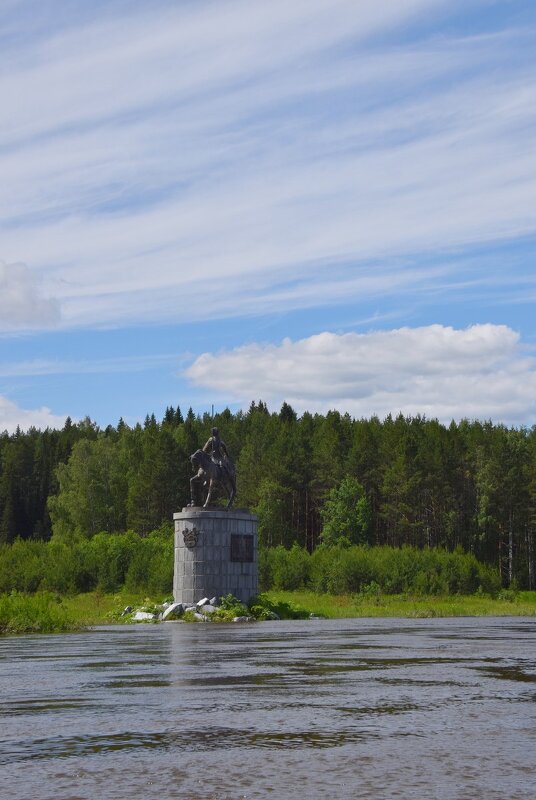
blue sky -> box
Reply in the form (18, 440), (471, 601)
(1, 0), (536, 431)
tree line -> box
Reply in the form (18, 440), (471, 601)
(1, 401), (535, 588)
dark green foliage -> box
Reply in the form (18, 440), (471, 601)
(279, 402), (297, 423)
(0, 539), (48, 593)
(125, 427), (184, 534)
(249, 593), (310, 619)
(0, 592), (80, 634)
(264, 543), (311, 590)
(0, 526), (173, 595)
(320, 477), (372, 545)
(123, 525), (174, 594)
(0, 407), (535, 587)
(48, 437), (129, 539)
(262, 544), (501, 596)
(211, 593), (249, 620)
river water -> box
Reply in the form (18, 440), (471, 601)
(0, 617), (535, 800)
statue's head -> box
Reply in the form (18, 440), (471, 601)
(211, 426), (219, 437)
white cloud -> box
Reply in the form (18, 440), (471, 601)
(0, 2), (535, 328)
(185, 324), (536, 424)
(0, 261), (60, 329)
(0, 395), (68, 433)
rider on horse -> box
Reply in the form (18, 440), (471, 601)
(203, 427), (232, 480)
(189, 427), (236, 507)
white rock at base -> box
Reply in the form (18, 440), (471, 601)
(209, 597), (217, 606)
(132, 611), (156, 621)
(199, 604), (217, 614)
(196, 597), (210, 608)
(162, 602), (184, 620)
(194, 612), (207, 621)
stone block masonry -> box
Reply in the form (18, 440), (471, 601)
(173, 507), (258, 606)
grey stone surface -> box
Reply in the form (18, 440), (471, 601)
(173, 508), (258, 606)
(162, 602), (184, 620)
(132, 611), (156, 621)
(199, 604), (217, 614)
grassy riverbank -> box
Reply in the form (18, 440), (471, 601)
(0, 591), (167, 634)
(267, 589), (536, 618)
(0, 592), (82, 634)
(2, 589), (535, 634)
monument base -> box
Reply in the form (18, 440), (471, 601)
(173, 507), (258, 606)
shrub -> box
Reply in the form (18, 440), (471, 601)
(42, 540), (93, 594)
(125, 527), (173, 594)
(0, 540), (47, 593)
(0, 526), (175, 596)
(262, 543), (501, 596)
(0, 591), (80, 634)
(249, 593), (309, 620)
(268, 543), (310, 590)
(0, 532), (501, 600)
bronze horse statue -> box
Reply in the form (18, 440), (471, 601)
(189, 449), (236, 509)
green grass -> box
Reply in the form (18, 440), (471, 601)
(0, 591), (82, 634)
(59, 591), (170, 625)
(0, 590), (171, 634)
(2, 589), (535, 635)
(264, 589), (536, 619)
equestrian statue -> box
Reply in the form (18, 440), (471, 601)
(189, 426), (236, 509)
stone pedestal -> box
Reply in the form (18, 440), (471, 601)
(173, 508), (258, 606)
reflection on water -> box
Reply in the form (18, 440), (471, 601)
(1, 617), (535, 800)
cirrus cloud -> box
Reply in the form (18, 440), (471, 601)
(1, 2), (536, 329)
(0, 261), (60, 330)
(185, 324), (536, 424)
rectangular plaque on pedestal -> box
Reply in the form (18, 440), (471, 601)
(230, 534), (254, 562)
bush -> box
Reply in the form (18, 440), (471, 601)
(249, 593), (310, 620)
(262, 543), (501, 596)
(0, 533), (500, 600)
(0, 526), (175, 596)
(0, 591), (80, 634)
(311, 545), (375, 593)
(41, 540), (93, 594)
(125, 527), (173, 594)
(0, 540), (47, 593)
(268, 544), (310, 590)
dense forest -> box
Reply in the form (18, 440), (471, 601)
(1, 402), (535, 589)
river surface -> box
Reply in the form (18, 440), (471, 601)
(0, 617), (535, 800)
